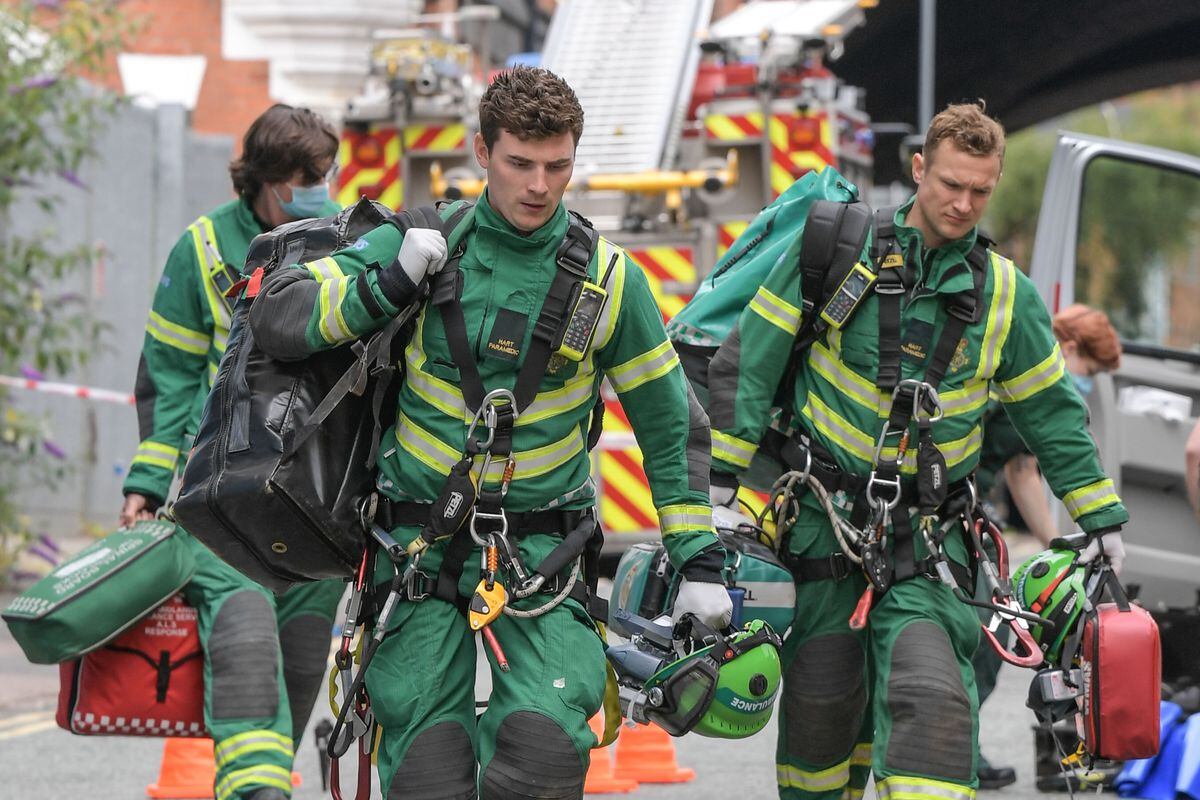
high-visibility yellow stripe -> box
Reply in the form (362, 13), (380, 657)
(191, 217), (232, 333)
(749, 286), (802, 334)
(876, 774), (975, 800)
(214, 764), (293, 800)
(591, 239), (619, 350)
(395, 413), (460, 474)
(214, 730), (294, 767)
(481, 429), (585, 484)
(811, 342), (887, 416)
(974, 252), (1016, 381)
(997, 346), (1066, 403)
(776, 760), (850, 792)
(1063, 478), (1119, 519)
(305, 256), (345, 280)
(659, 504), (712, 536)
(132, 441), (180, 472)
(940, 379), (989, 417)
(318, 277), (354, 343)
(712, 430), (756, 469)
(848, 742), (872, 768)
(608, 340), (679, 394)
(520, 371), (599, 426)
(803, 394), (876, 466)
(146, 310), (210, 356)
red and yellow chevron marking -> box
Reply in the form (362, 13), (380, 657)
(598, 398), (656, 533)
(337, 129), (402, 210)
(717, 220), (750, 260)
(768, 111), (835, 197)
(626, 246), (696, 322)
(402, 123), (467, 153)
(704, 111), (764, 142)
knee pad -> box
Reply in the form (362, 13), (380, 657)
(389, 721), (476, 800)
(481, 711), (584, 800)
(784, 633), (866, 766)
(279, 612), (333, 742)
(884, 621), (973, 780)
(209, 590), (281, 721)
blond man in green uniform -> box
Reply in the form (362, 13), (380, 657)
(707, 103), (1127, 800)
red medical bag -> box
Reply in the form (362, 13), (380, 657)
(57, 594), (206, 737)
(1078, 575), (1161, 760)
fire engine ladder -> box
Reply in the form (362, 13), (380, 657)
(540, 0), (714, 176)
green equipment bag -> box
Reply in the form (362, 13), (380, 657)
(1, 520), (196, 664)
(608, 530), (795, 639)
(667, 167), (866, 488)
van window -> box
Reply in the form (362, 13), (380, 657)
(1074, 156), (1200, 351)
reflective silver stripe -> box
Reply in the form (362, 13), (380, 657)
(146, 311), (209, 355)
(405, 358), (468, 422)
(214, 731), (293, 767)
(1063, 479), (1119, 519)
(480, 429), (585, 483)
(803, 395), (875, 465)
(658, 504), (712, 535)
(940, 380), (989, 417)
(593, 238), (626, 351)
(305, 256), (344, 281)
(608, 340), (679, 394)
(997, 346), (1065, 403)
(876, 775), (976, 800)
(520, 370), (599, 426)
(319, 277), (353, 342)
(750, 285), (802, 334)
(810, 342), (885, 415)
(776, 761), (850, 792)
(712, 430), (756, 469)
(395, 414), (459, 474)
(976, 252), (1015, 381)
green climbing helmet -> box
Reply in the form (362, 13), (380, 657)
(642, 618), (783, 739)
(1012, 548), (1087, 663)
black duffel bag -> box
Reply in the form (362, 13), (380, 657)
(175, 198), (460, 593)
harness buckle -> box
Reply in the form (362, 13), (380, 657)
(466, 387), (518, 452)
(470, 508), (509, 545)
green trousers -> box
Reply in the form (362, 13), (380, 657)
(365, 531), (607, 800)
(180, 531), (343, 800)
(776, 504), (981, 800)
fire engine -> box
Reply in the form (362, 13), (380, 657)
(336, 0), (875, 546)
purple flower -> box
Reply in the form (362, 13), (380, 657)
(19, 365), (45, 380)
(42, 440), (67, 459)
(58, 169), (87, 190)
(9, 74), (58, 94)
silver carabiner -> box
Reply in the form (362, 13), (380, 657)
(466, 387), (518, 451)
(899, 378), (943, 423)
(865, 471), (903, 511)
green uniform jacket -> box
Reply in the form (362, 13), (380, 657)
(250, 195), (720, 570)
(123, 197), (339, 504)
(709, 197), (1128, 534)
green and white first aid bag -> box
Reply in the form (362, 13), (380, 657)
(2, 520), (196, 664)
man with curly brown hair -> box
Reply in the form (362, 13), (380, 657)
(249, 66), (728, 799)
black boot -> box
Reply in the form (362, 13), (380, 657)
(978, 753), (1017, 790)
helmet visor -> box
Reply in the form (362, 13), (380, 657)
(647, 657), (718, 736)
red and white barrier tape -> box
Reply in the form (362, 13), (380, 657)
(0, 375), (134, 406)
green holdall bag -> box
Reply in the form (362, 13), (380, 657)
(2, 520), (196, 664)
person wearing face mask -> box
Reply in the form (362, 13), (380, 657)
(118, 104), (344, 800)
(972, 302), (1122, 789)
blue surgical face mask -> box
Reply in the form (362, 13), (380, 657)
(1072, 373), (1095, 397)
(273, 182), (329, 219)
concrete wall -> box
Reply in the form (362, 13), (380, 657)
(9, 102), (233, 536)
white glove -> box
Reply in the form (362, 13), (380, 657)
(1079, 530), (1126, 576)
(672, 579), (733, 629)
(710, 484), (755, 532)
(397, 228), (448, 284)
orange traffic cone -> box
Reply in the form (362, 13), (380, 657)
(612, 721), (695, 784)
(584, 716), (638, 794)
(146, 737), (303, 799)
(146, 738), (217, 799)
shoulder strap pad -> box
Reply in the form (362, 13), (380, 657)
(798, 199), (873, 315)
